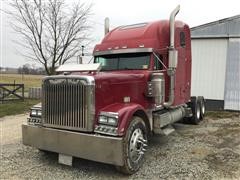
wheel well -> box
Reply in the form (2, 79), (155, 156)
(133, 110), (150, 134)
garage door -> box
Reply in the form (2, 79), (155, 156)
(191, 39), (228, 100)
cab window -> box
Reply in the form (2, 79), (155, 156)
(94, 53), (150, 71)
(153, 54), (163, 70)
(180, 32), (186, 47)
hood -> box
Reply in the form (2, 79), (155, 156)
(91, 70), (152, 112)
(93, 70), (148, 84)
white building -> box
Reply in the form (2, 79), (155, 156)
(191, 15), (240, 111)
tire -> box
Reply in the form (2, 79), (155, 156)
(189, 97), (201, 124)
(116, 116), (148, 174)
(198, 96), (205, 120)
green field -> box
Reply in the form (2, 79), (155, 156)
(0, 73), (43, 117)
(0, 73), (44, 91)
(0, 99), (40, 118)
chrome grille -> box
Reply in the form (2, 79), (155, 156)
(42, 76), (95, 132)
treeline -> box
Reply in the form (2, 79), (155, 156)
(18, 64), (46, 75)
(0, 64), (46, 75)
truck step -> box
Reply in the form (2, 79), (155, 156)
(161, 125), (175, 135)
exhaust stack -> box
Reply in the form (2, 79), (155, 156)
(163, 5), (180, 108)
(169, 5), (180, 49)
(104, 17), (110, 35)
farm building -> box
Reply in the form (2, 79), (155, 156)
(191, 15), (240, 111)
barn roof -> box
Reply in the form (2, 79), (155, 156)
(191, 15), (240, 38)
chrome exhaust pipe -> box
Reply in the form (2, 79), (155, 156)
(169, 5), (180, 49)
(104, 17), (110, 35)
(164, 5), (180, 108)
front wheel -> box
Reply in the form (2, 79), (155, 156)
(116, 116), (148, 174)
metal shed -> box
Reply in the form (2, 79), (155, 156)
(191, 15), (240, 111)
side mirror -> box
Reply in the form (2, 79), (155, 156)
(168, 49), (178, 68)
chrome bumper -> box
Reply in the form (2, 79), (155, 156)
(22, 124), (124, 166)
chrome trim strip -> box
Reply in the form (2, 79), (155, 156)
(43, 75), (95, 86)
(93, 48), (153, 56)
(100, 111), (119, 119)
(120, 23), (148, 30)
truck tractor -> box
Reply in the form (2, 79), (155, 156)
(22, 5), (205, 174)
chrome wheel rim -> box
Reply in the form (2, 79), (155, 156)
(197, 105), (201, 119)
(201, 103), (205, 115)
(129, 128), (147, 163)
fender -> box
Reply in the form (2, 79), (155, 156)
(99, 103), (149, 136)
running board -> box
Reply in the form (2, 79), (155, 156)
(153, 106), (186, 135)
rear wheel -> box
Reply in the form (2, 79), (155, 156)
(198, 96), (205, 120)
(188, 97), (201, 124)
(116, 116), (148, 174)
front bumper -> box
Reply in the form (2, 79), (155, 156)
(22, 124), (124, 166)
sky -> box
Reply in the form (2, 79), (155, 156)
(0, 0), (240, 68)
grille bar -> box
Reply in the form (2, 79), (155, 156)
(42, 77), (94, 132)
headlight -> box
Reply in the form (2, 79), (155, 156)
(28, 108), (42, 125)
(99, 115), (108, 123)
(30, 108), (42, 117)
(98, 112), (118, 127)
(31, 109), (37, 116)
(28, 104), (42, 125)
(107, 117), (118, 126)
(37, 110), (42, 116)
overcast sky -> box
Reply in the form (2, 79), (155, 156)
(0, 0), (240, 68)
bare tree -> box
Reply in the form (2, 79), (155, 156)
(8, 0), (92, 75)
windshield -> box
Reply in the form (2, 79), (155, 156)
(94, 53), (150, 71)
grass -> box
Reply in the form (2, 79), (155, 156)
(0, 99), (40, 118)
(0, 73), (44, 92)
(0, 74), (43, 117)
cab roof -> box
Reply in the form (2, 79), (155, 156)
(94, 20), (189, 54)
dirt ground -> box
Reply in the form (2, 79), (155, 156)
(0, 113), (240, 179)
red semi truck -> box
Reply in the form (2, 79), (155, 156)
(22, 5), (205, 174)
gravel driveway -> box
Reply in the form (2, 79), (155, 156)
(1, 113), (240, 179)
